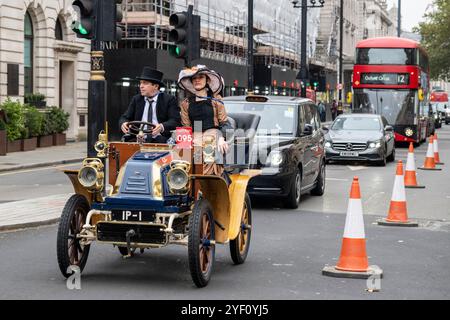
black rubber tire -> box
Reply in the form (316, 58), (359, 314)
(311, 161), (326, 196)
(188, 199), (215, 288)
(57, 194), (91, 278)
(285, 167), (302, 209)
(230, 193), (252, 265)
(376, 152), (387, 167)
(387, 147), (396, 162)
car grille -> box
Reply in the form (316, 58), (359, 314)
(97, 222), (167, 245)
(332, 142), (367, 151)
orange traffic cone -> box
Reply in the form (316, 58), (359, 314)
(323, 177), (383, 279)
(418, 136), (442, 171)
(404, 143), (425, 189)
(433, 133), (444, 165)
(378, 161), (418, 227)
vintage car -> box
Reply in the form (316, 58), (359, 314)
(56, 115), (260, 288)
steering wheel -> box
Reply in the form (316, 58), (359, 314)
(127, 121), (156, 135)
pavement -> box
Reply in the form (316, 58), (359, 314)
(0, 141), (86, 173)
(0, 141), (85, 231)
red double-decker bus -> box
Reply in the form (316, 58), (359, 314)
(352, 37), (432, 143)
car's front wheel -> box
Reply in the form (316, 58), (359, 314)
(285, 168), (302, 209)
(57, 194), (91, 278)
(188, 199), (215, 288)
(387, 146), (396, 162)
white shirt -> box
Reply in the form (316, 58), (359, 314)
(141, 93), (164, 136)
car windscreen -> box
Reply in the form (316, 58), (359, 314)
(331, 117), (381, 131)
(224, 102), (297, 135)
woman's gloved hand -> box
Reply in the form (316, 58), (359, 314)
(218, 136), (229, 154)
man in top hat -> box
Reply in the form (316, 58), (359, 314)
(119, 67), (181, 143)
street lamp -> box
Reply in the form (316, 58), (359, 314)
(292, 0), (325, 98)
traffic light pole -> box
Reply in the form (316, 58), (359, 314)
(338, 0), (343, 113)
(247, 0), (254, 93)
(299, 0), (308, 98)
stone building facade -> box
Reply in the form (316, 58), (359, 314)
(0, 0), (90, 139)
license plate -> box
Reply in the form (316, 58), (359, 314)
(340, 151), (359, 157)
(111, 210), (155, 222)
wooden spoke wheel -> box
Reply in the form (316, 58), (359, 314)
(188, 199), (215, 288)
(57, 195), (91, 278)
(230, 193), (252, 264)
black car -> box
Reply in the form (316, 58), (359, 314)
(324, 114), (395, 166)
(223, 95), (326, 209)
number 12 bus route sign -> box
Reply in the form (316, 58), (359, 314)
(361, 73), (410, 85)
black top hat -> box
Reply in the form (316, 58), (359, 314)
(136, 67), (165, 87)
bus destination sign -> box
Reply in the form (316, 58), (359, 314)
(361, 73), (410, 85)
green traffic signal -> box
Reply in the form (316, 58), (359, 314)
(72, 21), (88, 35)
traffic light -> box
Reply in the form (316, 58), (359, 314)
(169, 6), (200, 64)
(72, 0), (97, 39)
(98, 0), (123, 41)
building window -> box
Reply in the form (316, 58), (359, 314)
(24, 12), (33, 94)
(79, 115), (86, 127)
(55, 18), (63, 40)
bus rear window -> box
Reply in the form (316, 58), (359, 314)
(356, 48), (416, 65)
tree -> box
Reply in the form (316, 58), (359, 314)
(415, 0), (450, 80)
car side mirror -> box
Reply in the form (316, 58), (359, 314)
(385, 125), (394, 132)
(303, 124), (313, 136)
(321, 125), (329, 132)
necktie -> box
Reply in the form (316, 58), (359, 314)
(146, 98), (154, 123)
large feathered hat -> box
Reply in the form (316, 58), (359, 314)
(177, 65), (224, 95)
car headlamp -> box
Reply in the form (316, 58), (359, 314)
(167, 160), (190, 193)
(369, 140), (381, 149)
(324, 141), (332, 148)
(78, 158), (104, 191)
(405, 128), (414, 137)
(267, 151), (284, 167)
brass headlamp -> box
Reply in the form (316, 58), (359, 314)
(78, 158), (104, 192)
(94, 131), (108, 158)
(167, 160), (191, 194)
(202, 135), (216, 163)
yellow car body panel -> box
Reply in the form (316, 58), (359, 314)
(228, 169), (261, 240)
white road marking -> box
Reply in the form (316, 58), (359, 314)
(0, 163), (79, 176)
(347, 166), (367, 171)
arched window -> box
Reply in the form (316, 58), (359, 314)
(24, 12), (33, 94)
(55, 18), (63, 40)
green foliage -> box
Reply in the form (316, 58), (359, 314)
(24, 105), (44, 137)
(414, 0), (450, 79)
(0, 119), (6, 131)
(47, 106), (69, 133)
(24, 92), (46, 103)
(40, 112), (54, 136)
(1, 98), (25, 142)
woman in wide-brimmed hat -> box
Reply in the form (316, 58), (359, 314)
(177, 65), (231, 177)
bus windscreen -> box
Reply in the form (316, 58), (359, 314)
(356, 48), (416, 65)
(353, 89), (416, 125)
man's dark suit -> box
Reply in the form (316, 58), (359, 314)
(119, 92), (181, 142)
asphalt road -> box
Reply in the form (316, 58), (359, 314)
(0, 126), (449, 299)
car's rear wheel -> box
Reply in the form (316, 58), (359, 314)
(285, 168), (302, 209)
(188, 199), (215, 288)
(230, 193), (252, 264)
(311, 161), (326, 196)
(57, 194), (91, 278)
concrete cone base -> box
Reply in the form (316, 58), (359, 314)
(418, 167), (442, 171)
(405, 185), (426, 189)
(377, 219), (419, 227)
(322, 265), (383, 279)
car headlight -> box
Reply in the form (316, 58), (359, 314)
(405, 128), (414, 137)
(324, 141), (332, 148)
(267, 151), (284, 167)
(369, 140), (382, 149)
(78, 158), (104, 191)
(167, 160), (190, 194)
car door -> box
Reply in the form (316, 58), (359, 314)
(309, 104), (324, 182)
(300, 104), (315, 186)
